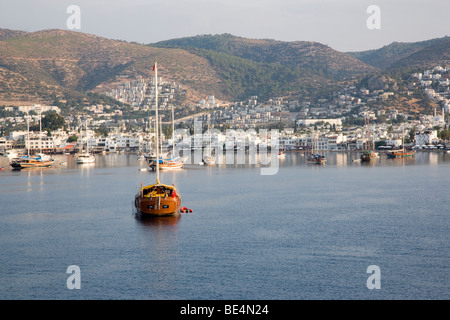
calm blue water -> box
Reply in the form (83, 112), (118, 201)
(0, 152), (449, 300)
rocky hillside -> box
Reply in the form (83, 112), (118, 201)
(0, 29), (226, 106)
(347, 36), (449, 69)
(0, 29), (447, 114)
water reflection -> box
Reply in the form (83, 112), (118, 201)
(335, 152), (348, 166)
(429, 152), (439, 166)
(136, 214), (181, 229)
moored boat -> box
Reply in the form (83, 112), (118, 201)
(360, 150), (379, 162)
(135, 181), (182, 217)
(75, 152), (95, 164)
(386, 149), (415, 158)
(307, 153), (327, 165)
(360, 116), (379, 162)
(135, 62), (182, 217)
(203, 154), (216, 166)
(307, 133), (326, 165)
(10, 108), (54, 170)
(76, 120), (95, 164)
(10, 154), (54, 169)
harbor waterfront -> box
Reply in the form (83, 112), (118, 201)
(0, 152), (449, 300)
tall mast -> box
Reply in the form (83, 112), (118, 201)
(160, 115), (162, 157)
(154, 62), (160, 183)
(172, 105), (175, 160)
(38, 107), (42, 154)
(26, 109), (30, 156)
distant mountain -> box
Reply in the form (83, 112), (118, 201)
(0, 29), (361, 107)
(389, 37), (450, 70)
(0, 29), (227, 106)
(347, 36), (450, 69)
(154, 34), (377, 77)
(0, 29), (447, 113)
(0, 28), (28, 41)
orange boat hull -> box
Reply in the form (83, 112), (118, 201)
(135, 192), (181, 217)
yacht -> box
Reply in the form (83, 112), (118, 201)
(135, 62), (182, 217)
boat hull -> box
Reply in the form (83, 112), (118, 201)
(75, 153), (95, 164)
(307, 154), (327, 165)
(203, 156), (216, 166)
(134, 183), (181, 217)
(10, 159), (54, 169)
(150, 159), (184, 170)
(135, 193), (181, 217)
(387, 151), (415, 158)
(361, 151), (379, 162)
(76, 158), (95, 164)
(307, 159), (326, 165)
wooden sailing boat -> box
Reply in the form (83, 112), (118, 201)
(135, 62), (182, 217)
(387, 126), (415, 159)
(10, 108), (55, 169)
(360, 115), (379, 162)
(307, 132), (326, 165)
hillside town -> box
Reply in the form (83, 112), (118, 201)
(1, 66), (449, 156)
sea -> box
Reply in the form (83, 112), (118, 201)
(0, 151), (449, 300)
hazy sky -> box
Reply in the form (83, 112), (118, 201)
(0, 0), (449, 52)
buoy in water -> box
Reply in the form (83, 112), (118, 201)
(180, 207), (192, 214)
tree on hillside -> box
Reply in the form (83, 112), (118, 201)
(438, 129), (450, 141)
(42, 112), (65, 132)
(95, 125), (109, 137)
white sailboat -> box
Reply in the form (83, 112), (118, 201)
(203, 122), (215, 165)
(76, 120), (95, 164)
(152, 105), (184, 170)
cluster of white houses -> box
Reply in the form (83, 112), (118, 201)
(104, 75), (184, 111)
(1, 123), (443, 155)
(0, 100), (447, 154)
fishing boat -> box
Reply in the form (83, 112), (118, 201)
(307, 133), (326, 165)
(360, 116), (379, 162)
(135, 62), (182, 217)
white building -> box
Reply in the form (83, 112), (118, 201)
(18, 104), (61, 114)
(327, 134), (347, 150)
(296, 118), (342, 127)
(415, 130), (438, 146)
